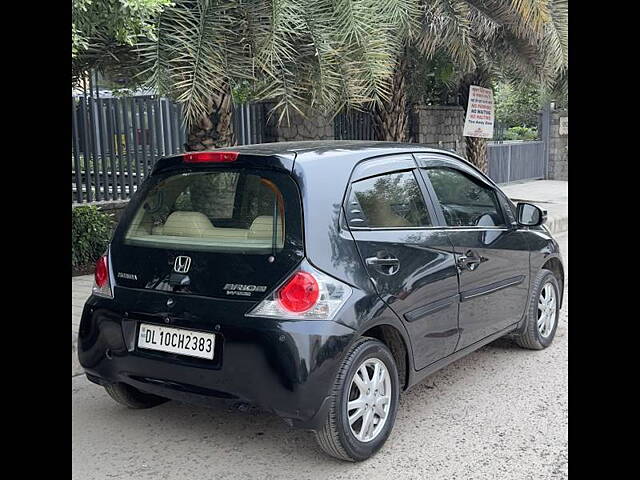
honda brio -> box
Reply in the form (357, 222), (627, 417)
(78, 141), (564, 461)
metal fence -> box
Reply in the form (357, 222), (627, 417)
(71, 97), (268, 203)
(72, 96), (548, 203)
(233, 103), (267, 145)
(72, 95), (187, 203)
(487, 140), (545, 184)
(334, 110), (376, 140)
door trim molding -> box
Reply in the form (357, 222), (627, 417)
(459, 275), (526, 302)
(404, 295), (458, 323)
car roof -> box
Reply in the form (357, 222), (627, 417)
(225, 140), (466, 163)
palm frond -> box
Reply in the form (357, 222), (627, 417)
(418, 0), (476, 73)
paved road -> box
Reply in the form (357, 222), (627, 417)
(72, 232), (568, 480)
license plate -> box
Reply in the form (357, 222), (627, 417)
(137, 323), (215, 360)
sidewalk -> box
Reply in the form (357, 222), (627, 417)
(500, 180), (568, 235)
(72, 275), (93, 376)
(71, 179), (568, 376)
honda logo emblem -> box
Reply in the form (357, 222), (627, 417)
(173, 256), (192, 273)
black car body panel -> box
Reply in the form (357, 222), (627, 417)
(79, 288), (357, 429)
(78, 141), (564, 429)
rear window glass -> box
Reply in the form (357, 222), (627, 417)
(124, 171), (286, 252)
(346, 171), (431, 228)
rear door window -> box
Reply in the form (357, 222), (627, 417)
(345, 171), (431, 228)
(125, 171), (286, 252)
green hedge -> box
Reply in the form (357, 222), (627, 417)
(72, 206), (114, 269)
(504, 126), (538, 141)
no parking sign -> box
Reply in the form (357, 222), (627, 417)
(463, 85), (495, 139)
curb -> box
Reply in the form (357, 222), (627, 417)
(546, 214), (568, 236)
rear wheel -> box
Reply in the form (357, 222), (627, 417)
(514, 269), (561, 350)
(315, 338), (399, 461)
(104, 383), (169, 409)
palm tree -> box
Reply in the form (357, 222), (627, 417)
(138, 0), (567, 166)
(374, 0), (568, 171)
(138, 0), (417, 150)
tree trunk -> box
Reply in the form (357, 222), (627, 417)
(465, 136), (488, 172)
(373, 54), (409, 142)
(459, 69), (491, 173)
(186, 89), (234, 151)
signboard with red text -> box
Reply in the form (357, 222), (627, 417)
(463, 85), (494, 139)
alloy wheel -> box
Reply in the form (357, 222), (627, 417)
(346, 358), (392, 443)
(537, 283), (557, 338)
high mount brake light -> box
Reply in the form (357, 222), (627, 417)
(246, 264), (353, 320)
(182, 151), (239, 163)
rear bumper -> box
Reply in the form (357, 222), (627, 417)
(77, 295), (355, 430)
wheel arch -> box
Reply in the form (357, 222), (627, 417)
(541, 256), (565, 307)
(360, 323), (410, 391)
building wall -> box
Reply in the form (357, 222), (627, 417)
(548, 110), (568, 180)
(413, 105), (466, 156)
(263, 104), (334, 142)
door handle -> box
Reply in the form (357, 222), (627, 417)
(366, 253), (400, 275)
(366, 257), (400, 267)
(457, 250), (485, 271)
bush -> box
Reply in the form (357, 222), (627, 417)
(504, 126), (538, 141)
(72, 206), (114, 270)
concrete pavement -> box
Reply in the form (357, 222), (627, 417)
(500, 180), (568, 236)
(73, 275), (93, 376)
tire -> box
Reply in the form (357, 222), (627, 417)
(514, 269), (561, 350)
(104, 382), (169, 409)
(315, 337), (400, 462)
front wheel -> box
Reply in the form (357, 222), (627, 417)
(315, 338), (399, 462)
(514, 269), (561, 350)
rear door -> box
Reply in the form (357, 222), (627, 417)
(110, 163), (304, 307)
(345, 154), (460, 370)
(415, 154), (530, 349)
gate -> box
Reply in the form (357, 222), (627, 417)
(486, 104), (550, 184)
(487, 141), (546, 184)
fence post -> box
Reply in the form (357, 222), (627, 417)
(79, 98), (93, 202)
(155, 98), (165, 157)
(96, 98), (110, 200)
(507, 143), (512, 183)
(72, 98), (83, 203)
(105, 99), (118, 200)
(541, 103), (551, 179)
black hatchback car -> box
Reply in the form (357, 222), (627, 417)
(78, 141), (564, 461)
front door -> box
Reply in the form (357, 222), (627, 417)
(345, 156), (460, 370)
(416, 155), (531, 350)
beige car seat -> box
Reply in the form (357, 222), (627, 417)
(248, 215), (273, 238)
(366, 200), (411, 227)
(153, 211), (249, 240)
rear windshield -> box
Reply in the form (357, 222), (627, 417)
(124, 170), (289, 253)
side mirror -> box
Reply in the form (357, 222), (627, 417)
(516, 202), (547, 227)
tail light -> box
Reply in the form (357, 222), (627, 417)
(92, 249), (113, 298)
(183, 151), (239, 163)
(246, 263), (352, 320)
